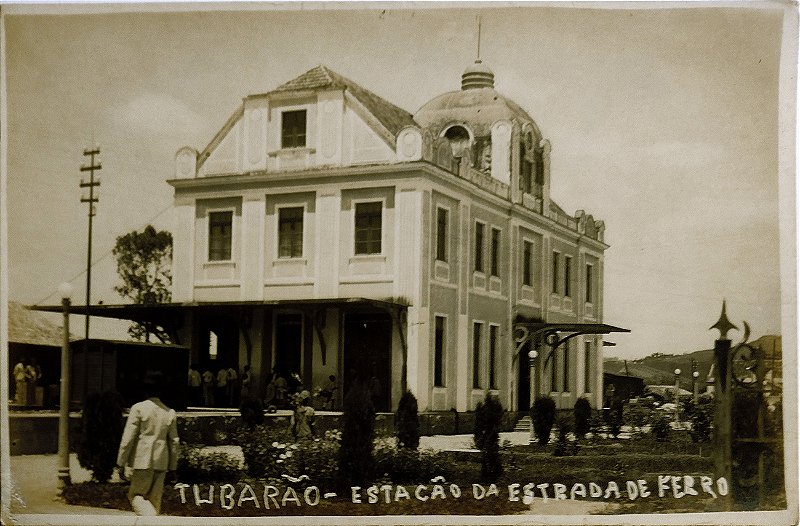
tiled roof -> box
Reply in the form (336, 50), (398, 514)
(271, 65), (416, 136)
(8, 301), (74, 347)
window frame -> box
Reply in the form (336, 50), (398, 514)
(433, 314), (447, 388)
(474, 221), (486, 273)
(281, 109), (307, 149)
(522, 239), (533, 287)
(207, 208), (235, 262)
(490, 227), (501, 277)
(564, 255), (572, 298)
(435, 206), (449, 263)
(584, 340), (593, 393)
(563, 340), (570, 393)
(488, 324), (500, 390)
(472, 321), (484, 389)
(353, 200), (384, 256)
(276, 205), (305, 259)
(585, 263), (594, 304)
(551, 251), (560, 294)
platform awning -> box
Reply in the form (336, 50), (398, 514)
(512, 319), (630, 367)
(29, 297), (408, 323)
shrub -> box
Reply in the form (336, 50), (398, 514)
(474, 393), (503, 482)
(531, 396), (556, 445)
(573, 398), (592, 438)
(684, 397), (713, 443)
(373, 438), (453, 483)
(339, 381), (376, 487)
(78, 391), (125, 483)
(648, 410), (672, 441)
(176, 444), (243, 482)
(239, 396), (264, 428)
(552, 417), (577, 457)
(623, 399), (653, 437)
(396, 391), (420, 450)
(235, 425), (341, 487)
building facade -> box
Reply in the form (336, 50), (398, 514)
(167, 62), (609, 412)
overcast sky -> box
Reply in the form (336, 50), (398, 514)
(4, 4), (791, 359)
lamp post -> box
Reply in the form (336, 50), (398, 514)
(528, 348), (538, 445)
(673, 368), (681, 428)
(692, 370), (700, 403)
(57, 282), (73, 493)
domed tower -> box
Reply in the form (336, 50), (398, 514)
(414, 60), (551, 211)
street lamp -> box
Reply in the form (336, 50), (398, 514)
(57, 282), (73, 493)
(673, 368), (681, 428)
(692, 370), (700, 403)
(528, 348), (538, 445)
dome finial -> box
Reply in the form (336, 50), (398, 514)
(461, 15), (494, 90)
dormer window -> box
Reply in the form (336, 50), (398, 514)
(281, 110), (307, 148)
(443, 125), (471, 159)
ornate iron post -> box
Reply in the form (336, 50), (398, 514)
(710, 301), (737, 511)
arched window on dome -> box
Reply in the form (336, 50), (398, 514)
(520, 139), (533, 194)
(443, 125), (472, 160)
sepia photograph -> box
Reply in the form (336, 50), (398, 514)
(1, 2), (797, 524)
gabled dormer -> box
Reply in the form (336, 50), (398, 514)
(174, 65), (419, 179)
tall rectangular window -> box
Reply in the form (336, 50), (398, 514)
(534, 150), (544, 186)
(564, 256), (572, 297)
(550, 349), (558, 392)
(520, 147), (533, 194)
(522, 240), (533, 286)
(208, 211), (233, 261)
(551, 252), (560, 294)
(563, 342), (570, 392)
(354, 202), (382, 255)
(585, 264), (593, 303)
(490, 228), (501, 277)
(278, 207), (304, 258)
(434, 316), (446, 387)
(281, 110), (307, 148)
(472, 322), (483, 388)
(436, 207), (448, 262)
(584, 341), (592, 393)
(489, 325), (498, 389)
(474, 222), (485, 273)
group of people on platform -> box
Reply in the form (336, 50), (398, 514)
(12, 357), (42, 406)
(187, 364), (251, 408)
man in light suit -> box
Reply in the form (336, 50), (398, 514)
(116, 372), (180, 515)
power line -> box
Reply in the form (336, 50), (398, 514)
(32, 202), (174, 306)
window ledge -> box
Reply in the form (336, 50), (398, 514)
(268, 147), (316, 157)
(203, 260), (236, 268)
(273, 257), (307, 266)
(349, 254), (386, 264)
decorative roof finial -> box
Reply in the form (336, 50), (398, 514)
(477, 15), (482, 61)
(710, 299), (738, 340)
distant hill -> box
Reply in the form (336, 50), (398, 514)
(604, 335), (781, 386)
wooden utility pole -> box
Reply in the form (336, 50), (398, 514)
(80, 147), (100, 399)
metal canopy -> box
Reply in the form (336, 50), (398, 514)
(513, 321), (630, 368)
(30, 297), (408, 323)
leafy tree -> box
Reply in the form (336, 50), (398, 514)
(112, 225), (173, 342)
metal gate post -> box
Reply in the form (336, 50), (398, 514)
(710, 302), (737, 511)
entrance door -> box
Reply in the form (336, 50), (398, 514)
(343, 313), (392, 412)
(274, 314), (303, 386)
(518, 348), (531, 412)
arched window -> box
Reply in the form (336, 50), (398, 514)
(443, 125), (472, 159)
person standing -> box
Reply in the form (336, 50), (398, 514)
(187, 365), (202, 406)
(25, 359), (41, 406)
(240, 365), (252, 401)
(216, 367), (228, 407)
(116, 373), (179, 516)
(226, 365), (238, 407)
(202, 368), (215, 407)
(291, 390), (315, 440)
(13, 358), (27, 406)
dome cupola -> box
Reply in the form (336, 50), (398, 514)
(461, 60), (495, 90)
